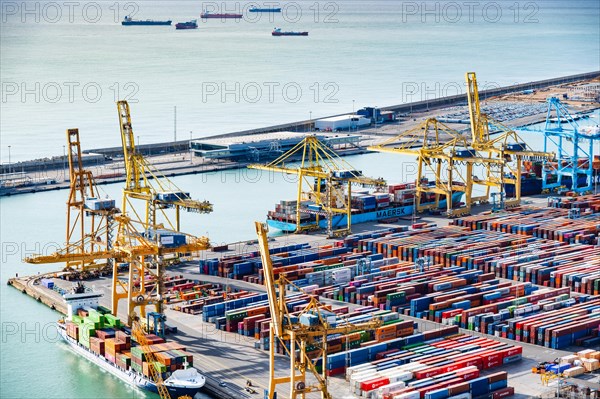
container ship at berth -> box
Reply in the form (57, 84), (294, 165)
(504, 159), (599, 197)
(267, 181), (464, 232)
(58, 286), (205, 397)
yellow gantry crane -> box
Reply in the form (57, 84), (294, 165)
(117, 100), (213, 232)
(64, 128), (119, 271)
(368, 119), (503, 217)
(465, 72), (553, 206)
(256, 222), (382, 399)
(249, 136), (386, 237)
(26, 213), (210, 322)
(115, 100), (212, 322)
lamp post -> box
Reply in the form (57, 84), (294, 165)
(63, 145), (66, 180)
(352, 100), (356, 131)
(189, 131), (193, 164)
(7, 145), (11, 174)
(309, 111), (312, 132)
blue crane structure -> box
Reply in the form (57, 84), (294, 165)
(540, 97), (599, 194)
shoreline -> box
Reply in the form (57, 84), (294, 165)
(2, 70), (599, 198)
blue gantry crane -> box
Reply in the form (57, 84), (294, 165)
(540, 97), (600, 194)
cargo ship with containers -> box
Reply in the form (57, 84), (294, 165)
(505, 158), (600, 197)
(57, 286), (205, 397)
(267, 180), (464, 232)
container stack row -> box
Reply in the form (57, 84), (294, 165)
(353, 226), (600, 295)
(332, 326), (520, 399)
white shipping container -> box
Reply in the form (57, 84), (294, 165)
(393, 391), (420, 399)
(448, 394), (472, 399)
(346, 363), (375, 381)
(376, 380), (407, 399)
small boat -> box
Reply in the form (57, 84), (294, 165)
(175, 20), (198, 30)
(121, 16), (172, 26)
(272, 28), (308, 36)
(250, 7), (281, 12)
(201, 11), (243, 19)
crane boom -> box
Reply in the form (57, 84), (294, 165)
(117, 101), (146, 193)
(255, 222), (284, 337)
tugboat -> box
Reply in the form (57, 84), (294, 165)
(175, 20), (198, 30)
(272, 27), (308, 36)
(121, 16), (172, 26)
(249, 7), (281, 12)
(201, 11), (243, 19)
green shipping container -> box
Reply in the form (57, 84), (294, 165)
(104, 314), (122, 328)
(96, 306), (111, 315)
(153, 362), (167, 373)
(131, 362), (143, 373)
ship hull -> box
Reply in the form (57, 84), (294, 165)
(58, 326), (203, 397)
(250, 8), (281, 12)
(201, 14), (242, 19)
(505, 175), (591, 197)
(267, 192), (463, 232)
(272, 32), (308, 36)
(176, 24), (197, 30)
(122, 21), (172, 26)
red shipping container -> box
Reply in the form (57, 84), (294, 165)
(361, 377), (390, 392)
(492, 387), (515, 398)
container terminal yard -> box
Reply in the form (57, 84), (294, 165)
(4, 70), (600, 399)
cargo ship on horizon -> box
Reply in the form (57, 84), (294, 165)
(250, 7), (281, 12)
(121, 16), (172, 26)
(267, 181), (464, 232)
(201, 11), (243, 19)
(272, 28), (308, 36)
(58, 286), (205, 397)
(176, 20), (198, 30)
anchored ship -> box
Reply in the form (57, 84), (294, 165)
(272, 28), (308, 36)
(176, 20), (198, 30)
(201, 11), (243, 19)
(121, 16), (172, 26)
(250, 7), (281, 12)
(267, 182), (464, 232)
(58, 285), (205, 397)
